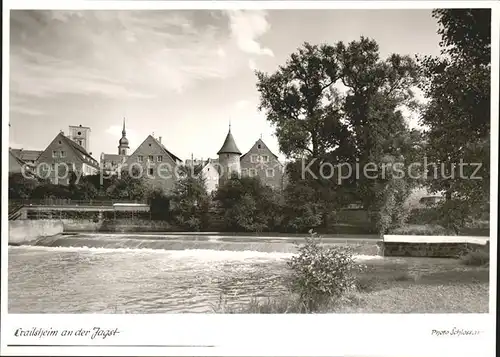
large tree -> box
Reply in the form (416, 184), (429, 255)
(418, 9), (490, 211)
(256, 38), (422, 233)
(169, 164), (210, 231)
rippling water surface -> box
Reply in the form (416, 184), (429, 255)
(8, 233), (382, 313)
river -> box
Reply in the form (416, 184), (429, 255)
(8, 233), (382, 313)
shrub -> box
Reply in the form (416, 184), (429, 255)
(286, 230), (359, 312)
(389, 224), (455, 236)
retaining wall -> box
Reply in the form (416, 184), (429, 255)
(62, 219), (178, 233)
(9, 219), (64, 245)
(379, 235), (489, 258)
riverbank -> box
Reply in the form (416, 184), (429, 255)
(215, 257), (490, 313)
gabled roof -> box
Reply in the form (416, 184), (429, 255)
(151, 136), (182, 163)
(10, 150), (28, 167)
(37, 133), (99, 169)
(10, 149), (43, 162)
(217, 129), (241, 155)
(59, 133), (100, 168)
(127, 135), (182, 164)
(241, 138), (280, 160)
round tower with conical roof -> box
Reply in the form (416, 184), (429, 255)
(118, 117), (129, 155)
(217, 123), (241, 185)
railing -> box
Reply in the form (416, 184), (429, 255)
(8, 204), (24, 220)
(8, 199), (148, 207)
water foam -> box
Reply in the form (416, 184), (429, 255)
(9, 245), (382, 261)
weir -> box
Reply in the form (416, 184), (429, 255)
(29, 233), (382, 255)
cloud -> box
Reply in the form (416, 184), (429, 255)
(9, 10), (246, 99)
(226, 10), (274, 57)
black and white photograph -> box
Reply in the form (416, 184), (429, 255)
(2, 1), (497, 356)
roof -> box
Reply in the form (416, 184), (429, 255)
(69, 125), (91, 130)
(10, 149), (43, 162)
(59, 133), (99, 168)
(217, 129), (241, 155)
(240, 138), (280, 160)
(151, 136), (182, 163)
(9, 150), (28, 167)
(102, 153), (128, 162)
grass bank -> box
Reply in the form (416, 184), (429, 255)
(214, 257), (489, 313)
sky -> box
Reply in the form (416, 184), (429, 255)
(9, 9), (442, 162)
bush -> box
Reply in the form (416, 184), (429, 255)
(389, 224), (455, 236)
(286, 230), (359, 312)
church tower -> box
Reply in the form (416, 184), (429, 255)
(118, 118), (129, 156)
(217, 123), (241, 185)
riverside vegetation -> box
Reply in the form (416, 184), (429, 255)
(213, 231), (489, 314)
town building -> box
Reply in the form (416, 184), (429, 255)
(9, 149), (29, 175)
(216, 125), (286, 190)
(68, 124), (92, 153)
(124, 134), (183, 192)
(184, 158), (220, 194)
(34, 127), (99, 185)
(10, 149), (43, 166)
(240, 138), (286, 190)
(217, 125), (242, 185)
(101, 119), (130, 174)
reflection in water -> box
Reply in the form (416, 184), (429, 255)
(8, 234), (382, 313)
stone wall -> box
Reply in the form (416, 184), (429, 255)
(9, 219), (64, 245)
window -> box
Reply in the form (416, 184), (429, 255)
(249, 168), (257, 177)
(241, 168), (248, 177)
(60, 151), (66, 158)
(52, 151), (58, 158)
(121, 150), (126, 155)
(250, 154), (258, 163)
(58, 141), (62, 144)
(77, 140), (83, 146)
(258, 144), (261, 149)
(77, 131), (82, 136)
(149, 168), (154, 175)
(262, 155), (269, 162)
(157, 156), (163, 162)
(266, 168), (275, 177)
(138, 156), (143, 162)
(148, 155), (154, 162)
(51, 163), (55, 170)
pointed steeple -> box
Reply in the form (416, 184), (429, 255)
(217, 123), (241, 155)
(122, 117), (126, 136)
(118, 117), (129, 155)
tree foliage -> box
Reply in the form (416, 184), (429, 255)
(418, 9), (490, 225)
(214, 176), (283, 232)
(256, 37), (423, 234)
(169, 165), (210, 231)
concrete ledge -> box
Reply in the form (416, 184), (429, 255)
(383, 235), (489, 245)
(380, 235), (489, 258)
(9, 220), (64, 245)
